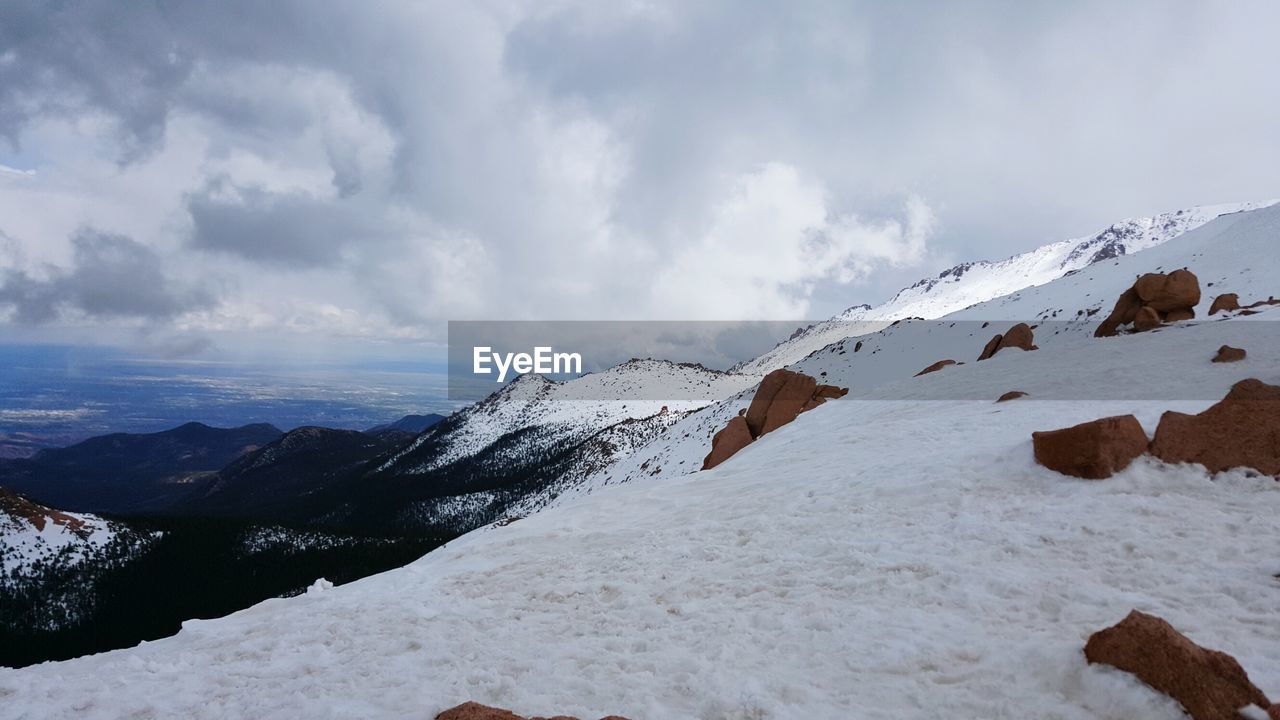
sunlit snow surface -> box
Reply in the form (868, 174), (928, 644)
(3, 205), (1280, 718)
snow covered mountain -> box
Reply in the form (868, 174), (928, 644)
(734, 200), (1275, 375)
(552, 201), (1280, 512)
(4, 203), (1277, 718)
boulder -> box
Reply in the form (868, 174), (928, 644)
(1095, 287), (1144, 337)
(1000, 323), (1038, 352)
(1150, 379), (1280, 476)
(815, 384), (848, 399)
(760, 371), (819, 435)
(916, 359), (957, 376)
(1212, 346), (1247, 364)
(744, 369), (791, 437)
(1133, 305), (1163, 332)
(1031, 415), (1149, 480)
(1210, 293), (1240, 315)
(1135, 269), (1201, 312)
(1084, 610), (1271, 720)
(435, 702), (630, 720)
(1096, 271), (1201, 337)
(703, 370), (848, 469)
(702, 416), (754, 470)
(977, 334), (1004, 362)
(996, 391), (1028, 403)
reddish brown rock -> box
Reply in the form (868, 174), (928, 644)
(744, 369), (791, 437)
(701, 416), (754, 470)
(1031, 415), (1149, 480)
(977, 334), (1004, 362)
(437, 702), (525, 720)
(815, 384), (848, 399)
(1136, 269), (1201, 312)
(996, 391), (1028, 403)
(703, 371), (847, 470)
(1210, 293), (1241, 315)
(1133, 305), (1163, 331)
(1096, 271), (1201, 337)
(980, 323), (1040, 360)
(759, 370), (819, 436)
(1096, 287), (1144, 337)
(1084, 610), (1271, 720)
(1212, 346), (1247, 364)
(915, 359), (957, 377)
(1150, 379), (1280, 476)
(435, 702), (630, 720)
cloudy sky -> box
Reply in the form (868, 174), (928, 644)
(1, 0), (1278, 360)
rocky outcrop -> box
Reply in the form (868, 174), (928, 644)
(1136, 270), (1201, 312)
(996, 391), (1028, 403)
(1031, 415), (1149, 480)
(1084, 610), (1271, 720)
(1133, 305), (1163, 331)
(1096, 270), (1200, 337)
(702, 416), (754, 470)
(1149, 379), (1280, 476)
(915, 359), (957, 376)
(1212, 346), (1247, 363)
(702, 369), (848, 470)
(1209, 293), (1240, 315)
(436, 702), (630, 720)
(977, 323), (1038, 361)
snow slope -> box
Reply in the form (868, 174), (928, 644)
(2, 205), (1279, 718)
(734, 200), (1274, 375)
(581, 202), (1280, 494)
(0, 489), (118, 580)
(379, 359), (755, 476)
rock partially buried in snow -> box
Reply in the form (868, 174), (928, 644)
(996, 391), (1028, 403)
(702, 416), (754, 470)
(1150, 379), (1280, 476)
(1031, 415), (1148, 480)
(703, 369), (848, 470)
(1210, 293), (1241, 315)
(435, 701), (630, 720)
(1212, 345), (1247, 363)
(915, 359), (957, 376)
(977, 322), (1039, 361)
(1135, 269), (1201, 312)
(1133, 305), (1163, 332)
(1096, 270), (1200, 336)
(1084, 610), (1271, 720)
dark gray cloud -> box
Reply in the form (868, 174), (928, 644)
(0, 0), (1277, 342)
(0, 229), (214, 323)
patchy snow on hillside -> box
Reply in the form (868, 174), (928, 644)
(734, 200), (1275, 375)
(3, 207), (1279, 719)
(0, 491), (117, 580)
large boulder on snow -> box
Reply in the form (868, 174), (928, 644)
(1031, 415), (1149, 480)
(1210, 293), (1241, 315)
(1135, 269), (1201, 312)
(915, 359), (957, 376)
(1095, 287), (1144, 337)
(747, 369), (818, 436)
(436, 702), (630, 720)
(702, 416), (755, 470)
(1212, 345), (1247, 363)
(978, 323), (1038, 361)
(1084, 610), (1271, 720)
(1149, 379), (1280, 476)
(704, 370), (848, 470)
(1096, 270), (1201, 337)
(1133, 305), (1163, 331)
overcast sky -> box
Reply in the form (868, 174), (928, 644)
(1, 0), (1278, 360)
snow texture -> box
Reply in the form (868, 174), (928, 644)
(3, 204), (1280, 718)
